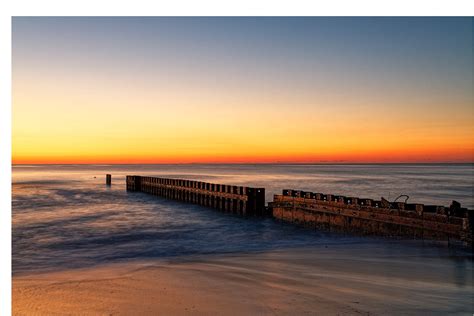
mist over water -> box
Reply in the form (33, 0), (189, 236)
(12, 164), (473, 275)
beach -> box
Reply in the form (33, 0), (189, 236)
(12, 164), (474, 315)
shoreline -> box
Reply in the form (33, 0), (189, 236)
(13, 246), (473, 315)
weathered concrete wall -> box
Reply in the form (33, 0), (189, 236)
(270, 190), (473, 246)
(126, 175), (266, 216)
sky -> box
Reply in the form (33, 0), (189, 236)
(12, 17), (473, 164)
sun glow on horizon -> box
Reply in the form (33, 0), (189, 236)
(12, 17), (474, 164)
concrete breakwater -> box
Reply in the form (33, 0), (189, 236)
(126, 175), (267, 216)
(123, 175), (472, 247)
(270, 189), (473, 246)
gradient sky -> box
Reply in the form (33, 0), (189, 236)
(12, 17), (473, 163)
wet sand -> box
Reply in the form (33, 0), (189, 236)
(13, 245), (473, 315)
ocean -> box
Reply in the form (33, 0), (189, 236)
(12, 164), (473, 275)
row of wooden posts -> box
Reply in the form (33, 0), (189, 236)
(124, 175), (266, 216)
(105, 174), (472, 247)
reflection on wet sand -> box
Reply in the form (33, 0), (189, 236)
(13, 247), (473, 315)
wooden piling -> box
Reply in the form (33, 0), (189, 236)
(124, 175), (471, 248)
(270, 189), (473, 247)
(125, 175), (266, 216)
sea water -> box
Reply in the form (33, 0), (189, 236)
(12, 164), (473, 275)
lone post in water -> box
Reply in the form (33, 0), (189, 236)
(106, 174), (112, 186)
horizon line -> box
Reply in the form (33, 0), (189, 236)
(12, 161), (474, 166)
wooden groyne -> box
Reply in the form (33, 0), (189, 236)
(270, 189), (473, 246)
(121, 175), (472, 248)
(126, 175), (266, 216)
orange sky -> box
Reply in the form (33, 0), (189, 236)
(12, 17), (474, 164)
